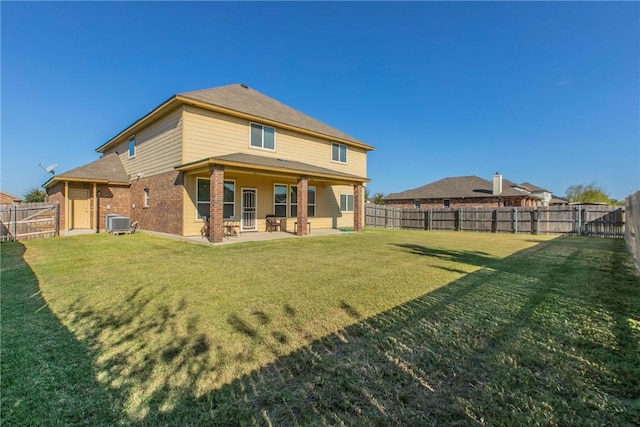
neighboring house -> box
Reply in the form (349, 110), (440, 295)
(384, 174), (554, 209)
(0, 191), (23, 204)
(44, 84), (374, 242)
(549, 196), (570, 206)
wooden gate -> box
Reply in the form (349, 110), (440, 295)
(0, 202), (59, 242)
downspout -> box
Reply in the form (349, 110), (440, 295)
(93, 183), (98, 232)
(64, 181), (69, 231)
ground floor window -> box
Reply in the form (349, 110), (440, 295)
(196, 178), (235, 219)
(340, 194), (354, 212)
(274, 184), (287, 217)
(290, 185), (316, 218)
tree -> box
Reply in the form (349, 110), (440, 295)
(371, 192), (386, 205)
(24, 187), (46, 203)
(565, 183), (611, 204)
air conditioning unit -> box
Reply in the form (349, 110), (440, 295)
(106, 215), (131, 235)
(105, 214), (120, 232)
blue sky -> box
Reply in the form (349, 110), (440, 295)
(2, 1), (638, 201)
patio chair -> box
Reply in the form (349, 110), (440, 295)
(265, 215), (281, 232)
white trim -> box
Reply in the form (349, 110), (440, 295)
(340, 193), (354, 212)
(290, 185), (297, 218)
(128, 135), (136, 159)
(196, 177), (210, 220)
(249, 122), (276, 152)
(241, 187), (258, 231)
(143, 188), (150, 208)
(273, 183), (288, 218)
(331, 142), (347, 164)
(223, 179), (236, 219)
(289, 185), (317, 218)
(196, 177), (236, 220)
(308, 185), (316, 218)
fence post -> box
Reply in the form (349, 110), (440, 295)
(424, 210), (428, 230)
(574, 207), (580, 235)
(54, 203), (60, 236)
(12, 205), (17, 241)
(513, 208), (518, 234)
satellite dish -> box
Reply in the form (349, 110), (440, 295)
(39, 162), (58, 176)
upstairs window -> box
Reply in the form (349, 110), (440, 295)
(250, 123), (275, 150)
(128, 136), (136, 158)
(332, 142), (347, 163)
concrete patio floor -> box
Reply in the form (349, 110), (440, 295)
(142, 228), (348, 245)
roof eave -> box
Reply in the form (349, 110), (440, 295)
(175, 157), (370, 184)
(95, 95), (182, 153)
(43, 177), (129, 189)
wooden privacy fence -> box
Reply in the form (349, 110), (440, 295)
(366, 204), (625, 238)
(625, 191), (640, 271)
(0, 202), (59, 242)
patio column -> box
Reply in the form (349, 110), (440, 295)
(354, 183), (364, 232)
(209, 164), (224, 243)
(296, 176), (308, 236)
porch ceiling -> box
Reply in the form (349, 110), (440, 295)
(175, 152), (370, 185)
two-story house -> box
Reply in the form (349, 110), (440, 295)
(44, 84), (374, 242)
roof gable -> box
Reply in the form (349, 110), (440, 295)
(44, 153), (129, 187)
(98, 83), (372, 153)
(179, 84), (368, 147)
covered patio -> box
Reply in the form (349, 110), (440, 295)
(176, 153), (368, 243)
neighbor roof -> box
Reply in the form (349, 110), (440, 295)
(43, 153), (129, 188)
(97, 84), (373, 152)
(385, 176), (539, 200)
(519, 182), (551, 193)
(176, 152), (369, 184)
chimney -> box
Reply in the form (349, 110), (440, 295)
(493, 172), (503, 195)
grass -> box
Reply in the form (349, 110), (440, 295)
(2, 229), (639, 425)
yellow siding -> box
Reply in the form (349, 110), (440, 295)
(182, 173), (358, 236)
(183, 106), (367, 178)
(104, 107), (184, 177)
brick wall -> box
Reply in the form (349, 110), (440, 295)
(97, 184), (131, 231)
(46, 182), (131, 231)
(385, 196), (534, 209)
(46, 183), (66, 231)
(130, 170), (183, 235)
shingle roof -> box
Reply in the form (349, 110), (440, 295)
(179, 84), (369, 147)
(44, 153), (129, 187)
(178, 152), (368, 183)
(385, 176), (536, 200)
(519, 182), (551, 193)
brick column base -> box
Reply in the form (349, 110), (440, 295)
(209, 164), (224, 243)
(354, 183), (364, 232)
(296, 176), (308, 236)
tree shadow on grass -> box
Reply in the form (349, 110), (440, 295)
(1, 243), (120, 426)
(6, 237), (638, 426)
(149, 237), (639, 426)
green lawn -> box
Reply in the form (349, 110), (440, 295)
(2, 229), (639, 425)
